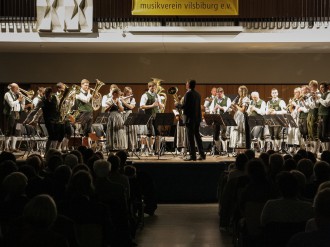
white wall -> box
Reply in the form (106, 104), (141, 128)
(0, 53), (329, 84)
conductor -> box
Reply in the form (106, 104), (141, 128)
(177, 80), (206, 161)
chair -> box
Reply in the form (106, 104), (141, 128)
(17, 124), (33, 154)
(89, 124), (107, 153)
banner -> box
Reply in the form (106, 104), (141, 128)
(132, 0), (239, 16)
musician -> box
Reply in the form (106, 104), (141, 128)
(203, 87), (217, 114)
(173, 94), (187, 156)
(76, 79), (93, 145)
(266, 88), (287, 151)
(297, 85), (310, 149)
(25, 87), (60, 152)
(121, 87), (138, 150)
(315, 81), (330, 151)
(3, 83), (25, 151)
(209, 87), (231, 154)
(247, 91), (266, 151)
(229, 85), (250, 150)
(177, 79), (205, 161)
(101, 84), (118, 113)
(307, 80), (321, 154)
(56, 82), (73, 152)
(140, 81), (164, 155)
(32, 87), (45, 107)
(287, 87), (301, 153)
(106, 88), (127, 150)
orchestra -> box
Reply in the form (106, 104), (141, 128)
(3, 79), (330, 157)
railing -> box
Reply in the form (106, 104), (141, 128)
(1, 0), (330, 23)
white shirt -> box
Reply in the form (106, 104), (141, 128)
(266, 97), (287, 114)
(317, 91), (330, 107)
(204, 95), (216, 113)
(76, 89), (92, 103)
(209, 96), (232, 114)
(4, 90), (24, 112)
(32, 95), (42, 107)
(247, 99), (266, 115)
(102, 93), (112, 108)
(140, 90), (161, 108)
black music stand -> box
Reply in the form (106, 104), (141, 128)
(154, 113), (175, 159)
(264, 114), (289, 153)
(95, 112), (110, 124)
(204, 114), (224, 156)
(284, 114), (298, 128)
(124, 113), (152, 159)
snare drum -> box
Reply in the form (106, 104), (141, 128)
(199, 124), (213, 137)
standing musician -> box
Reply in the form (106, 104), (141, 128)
(229, 85), (250, 150)
(3, 83), (25, 151)
(121, 86), (138, 151)
(105, 88), (127, 150)
(209, 87), (231, 154)
(101, 84), (118, 113)
(24, 87), (61, 152)
(286, 87), (301, 153)
(176, 79), (205, 161)
(296, 85), (310, 150)
(32, 87), (45, 108)
(307, 80), (321, 154)
(139, 81), (164, 155)
(246, 91), (266, 151)
(315, 81), (330, 151)
(173, 91), (187, 156)
(56, 82), (73, 152)
(266, 88), (287, 151)
(76, 79), (93, 146)
(203, 87), (217, 114)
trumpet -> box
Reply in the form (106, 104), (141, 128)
(18, 88), (34, 103)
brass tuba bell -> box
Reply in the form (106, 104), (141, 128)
(167, 86), (181, 103)
(151, 77), (167, 113)
(90, 79), (105, 111)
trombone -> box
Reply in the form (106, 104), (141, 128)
(18, 87), (34, 103)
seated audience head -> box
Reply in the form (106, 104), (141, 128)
(64, 154), (79, 168)
(77, 145), (87, 154)
(235, 153), (249, 171)
(116, 150), (128, 167)
(83, 148), (94, 164)
(314, 161), (330, 182)
(290, 170), (307, 195)
(107, 155), (121, 172)
(244, 149), (255, 160)
(296, 149), (308, 159)
(269, 153), (284, 176)
(124, 165), (137, 178)
(293, 153), (303, 164)
(47, 155), (63, 173)
(19, 165), (37, 180)
(306, 151), (317, 164)
(284, 158), (297, 171)
(23, 194), (57, 229)
(26, 155), (43, 175)
(276, 171), (299, 199)
(72, 164), (90, 175)
(45, 148), (61, 165)
(67, 170), (94, 197)
(0, 151), (16, 163)
(246, 158), (267, 182)
(54, 165), (72, 184)
(297, 158), (314, 181)
(70, 150), (83, 163)
(314, 188), (330, 230)
(321, 150), (330, 164)
(0, 160), (18, 184)
(2, 172), (28, 196)
(259, 152), (270, 169)
(93, 160), (111, 178)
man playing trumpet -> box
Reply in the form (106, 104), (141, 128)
(3, 83), (25, 151)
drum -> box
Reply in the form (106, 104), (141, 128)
(199, 124), (213, 137)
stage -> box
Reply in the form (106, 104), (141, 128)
(129, 153), (232, 203)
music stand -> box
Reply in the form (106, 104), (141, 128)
(95, 112), (110, 124)
(284, 114), (298, 128)
(124, 113), (152, 159)
(204, 114), (224, 156)
(264, 114), (289, 153)
(154, 113), (175, 159)
(247, 115), (265, 152)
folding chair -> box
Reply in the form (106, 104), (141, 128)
(90, 124), (107, 153)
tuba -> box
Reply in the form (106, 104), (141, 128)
(167, 86), (181, 104)
(59, 84), (81, 123)
(152, 77), (167, 113)
(90, 79), (105, 111)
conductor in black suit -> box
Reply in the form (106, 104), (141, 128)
(177, 80), (206, 161)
